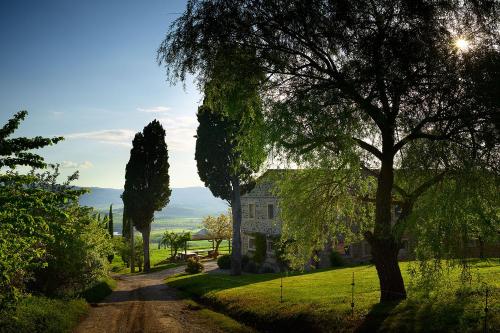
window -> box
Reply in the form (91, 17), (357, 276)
(249, 203), (255, 218)
(267, 204), (274, 219)
(248, 236), (256, 250)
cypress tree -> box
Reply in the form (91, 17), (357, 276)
(122, 120), (171, 272)
(108, 204), (113, 237)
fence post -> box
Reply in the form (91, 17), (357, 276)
(484, 287), (489, 333)
(280, 272), (283, 303)
(351, 272), (355, 317)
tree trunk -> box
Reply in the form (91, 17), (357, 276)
(478, 237), (484, 259)
(368, 235), (406, 302)
(141, 224), (151, 272)
(369, 132), (407, 302)
(230, 175), (242, 275)
(214, 239), (222, 257)
(130, 222), (135, 273)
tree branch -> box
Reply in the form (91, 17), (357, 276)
(353, 138), (383, 160)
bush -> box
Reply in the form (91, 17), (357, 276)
(330, 250), (345, 267)
(0, 296), (87, 333)
(79, 277), (116, 303)
(185, 257), (204, 274)
(217, 254), (231, 269)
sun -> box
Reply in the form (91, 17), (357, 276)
(454, 38), (470, 52)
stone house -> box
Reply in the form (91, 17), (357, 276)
(240, 170), (411, 270)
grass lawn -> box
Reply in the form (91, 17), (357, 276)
(166, 259), (500, 333)
(111, 240), (230, 274)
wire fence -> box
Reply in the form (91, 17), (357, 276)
(193, 267), (498, 332)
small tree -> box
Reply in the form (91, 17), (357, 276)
(122, 120), (171, 272)
(203, 213), (232, 257)
(160, 231), (191, 260)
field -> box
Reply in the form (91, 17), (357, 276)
(111, 240), (231, 274)
(166, 259), (500, 332)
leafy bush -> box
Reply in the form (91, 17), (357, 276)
(79, 277), (116, 303)
(330, 250), (345, 267)
(185, 257), (204, 274)
(0, 296), (87, 333)
(217, 254), (231, 269)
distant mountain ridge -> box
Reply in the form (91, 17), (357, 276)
(79, 186), (228, 218)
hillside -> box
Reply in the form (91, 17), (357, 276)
(79, 186), (228, 218)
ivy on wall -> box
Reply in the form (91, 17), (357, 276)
(252, 232), (267, 263)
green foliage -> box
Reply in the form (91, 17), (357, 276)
(252, 233), (267, 264)
(0, 168), (108, 306)
(406, 170), (500, 262)
(275, 166), (374, 269)
(217, 254), (231, 269)
(160, 231), (191, 260)
(122, 120), (171, 271)
(185, 257), (204, 274)
(79, 277), (116, 303)
(0, 296), (87, 333)
(0, 111), (63, 169)
(329, 251), (345, 268)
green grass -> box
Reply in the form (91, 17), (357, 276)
(166, 259), (500, 333)
(111, 240), (231, 273)
(0, 296), (88, 333)
(182, 298), (256, 333)
(79, 276), (117, 303)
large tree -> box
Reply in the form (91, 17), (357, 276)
(122, 120), (171, 272)
(159, 0), (499, 301)
(195, 104), (264, 274)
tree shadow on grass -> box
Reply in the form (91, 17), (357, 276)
(354, 301), (401, 333)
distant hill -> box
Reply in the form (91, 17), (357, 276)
(79, 186), (228, 218)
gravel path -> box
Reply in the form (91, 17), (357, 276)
(74, 261), (225, 333)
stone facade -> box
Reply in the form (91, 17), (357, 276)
(240, 180), (281, 269)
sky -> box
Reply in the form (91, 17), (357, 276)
(0, 0), (204, 189)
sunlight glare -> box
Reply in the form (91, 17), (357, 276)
(454, 38), (470, 52)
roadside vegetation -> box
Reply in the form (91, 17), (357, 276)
(166, 259), (500, 332)
(0, 111), (115, 332)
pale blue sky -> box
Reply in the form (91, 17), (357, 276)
(0, 0), (204, 188)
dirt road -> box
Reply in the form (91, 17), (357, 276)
(74, 263), (227, 333)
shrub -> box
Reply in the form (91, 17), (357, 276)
(185, 257), (204, 274)
(79, 277), (116, 303)
(330, 250), (345, 267)
(0, 296), (87, 333)
(217, 254), (231, 269)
